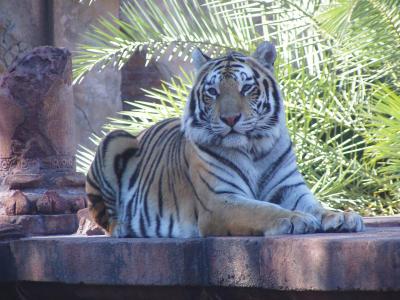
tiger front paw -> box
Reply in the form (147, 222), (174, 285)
(321, 210), (364, 232)
(264, 212), (320, 235)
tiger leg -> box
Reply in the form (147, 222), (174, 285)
(279, 188), (364, 232)
(198, 195), (320, 236)
(85, 130), (138, 235)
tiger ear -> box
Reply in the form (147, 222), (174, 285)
(192, 48), (210, 71)
(252, 41), (277, 71)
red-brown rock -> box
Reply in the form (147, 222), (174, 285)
(36, 190), (70, 214)
(0, 214), (77, 235)
(0, 46), (86, 235)
(55, 173), (86, 188)
(3, 190), (31, 215)
(3, 174), (43, 189)
(0, 46), (75, 176)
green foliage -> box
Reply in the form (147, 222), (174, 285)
(74, 0), (400, 215)
(364, 84), (400, 203)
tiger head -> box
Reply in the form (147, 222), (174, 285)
(182, 41), (285, 152)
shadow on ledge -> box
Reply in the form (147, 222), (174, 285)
(0, 283), (399, 300)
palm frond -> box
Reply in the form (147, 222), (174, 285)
(73, 0), (259, 83)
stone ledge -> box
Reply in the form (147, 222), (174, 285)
(1, 223), (400, 293)
(0, 214), (78, 236)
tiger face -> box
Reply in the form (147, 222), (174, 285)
(183, 42), (284, 151)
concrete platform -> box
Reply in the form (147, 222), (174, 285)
(1, 217), (400, 300)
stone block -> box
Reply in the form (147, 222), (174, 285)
(55, 173), (86, 188)
(0, 45), (86, 234)
(1, 226), (399, 291)
(3, 190), (31, 216)
(0, 214), (78, 236)
(3, 174), (43, 189)
(0, 0), (47, 69)
(36, 190), (70, 214)
(0, 46), (75, 176)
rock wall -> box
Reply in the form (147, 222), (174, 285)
(53, 0), (122, 148)
(0, 0), (48, 72)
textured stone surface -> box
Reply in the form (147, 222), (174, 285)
(36, 190), (71, 214)
(55, 173), (86, 188)
(121, 51), (163, 110)
(0, 223), (25, 240)
(364, 216), (400, 227)
(0, 214), (78, 236)
(5, 283), (400, 300)
(53, 0), (122, 149)
(0, 46), (75, 176)
(0, 0), (47, 70)
(0, 45), (85, 233)
(1, 225), (399, 291)
(3, 174), (44, 189)
(3, 190), (31, 216)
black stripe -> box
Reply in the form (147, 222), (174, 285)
(194, 207), (198, 223)
(183, 171), (211, 212)
(92, 153), (115, 199)
(189, 90), (196, 115)
(133, 124), (179, 227)
(268, 167), (299, 192)
(269, 182), (306, 204)
(199, 173), (237, 196)
(199, 173), (215, 193)
(87, 193), (103, 205)
(129, 122), (179, 189)
(292, 193), (309, 210)
(158, 168), (164, 217)
(197, 145), (256, 198)
(253, 146), (274, 162)
(168, 169), (180, 221)
(168, 215), (174, 237)
(86, 174), (100, 190)
(230, 63), (244, 68)
(139, 211), (148, 237)
(252, 67), (260, 79)
(126, 199), (136, 237)
(258, 142), (293, 190)
(266, 74), (281, 126)
(203, 169), (246, 195)
(135, 118), (177, 157)
(155, 214), (161, 237)
(114, 147), (137, 179)
(234, 57), (245, 62)
(198, 154), (233, 178)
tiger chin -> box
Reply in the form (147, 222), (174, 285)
(86, 41), (364, 238)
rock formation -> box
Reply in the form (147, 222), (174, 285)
(0, 46), (86, 236)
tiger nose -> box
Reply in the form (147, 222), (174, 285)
(220, 114), (241, 127)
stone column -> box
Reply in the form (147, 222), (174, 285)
(52, 0), (122, 149)
(0, 46), (86, 236)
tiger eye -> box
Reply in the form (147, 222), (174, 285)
(207, 88), (218, 96)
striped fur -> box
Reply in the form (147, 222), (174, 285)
(86, 42), (364, 237)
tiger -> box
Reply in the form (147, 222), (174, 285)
(86, 41), (364, 238)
